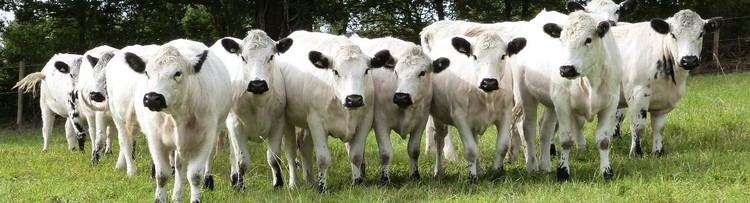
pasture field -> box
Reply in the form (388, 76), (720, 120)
(1, 72), (749, 202)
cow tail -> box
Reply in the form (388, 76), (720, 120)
(13, 72), (45, 97)
(125, 103), (136, 142)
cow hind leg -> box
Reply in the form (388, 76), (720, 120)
(282, 125), (299, 188)
(521, 104), (539, 172)
(613, 109), (625, 138)
(539, 108), (557, 172)
(651, 111), (669, 157)
(297, 129), (315, 185)
(432, 120), (449, 177)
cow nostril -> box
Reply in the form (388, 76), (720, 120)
(143, 92), (167, 111)
(393, 93), (413, 107)
(479, 79), (499, 92)
(560, 65), (580, 78)
(247, 80), (269, 94)
(345, 95), (364, 108)
(680, 56), (700, 69)
(89, 92), (105, 102)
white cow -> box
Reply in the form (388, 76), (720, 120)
(278, 31), (392, 193)
(90, 44), (160, 176)
(126, 39), (232, 202)
(14, 54), (87, 152)
(350, 35), (450, 182)
(210, 30), (297, 189)
(77, 45), (119, 163)
(427, 32), (526, 182)
(513, 11), (621, 181)
(566, 0), (638, 24)
(610, 10), (722, 156)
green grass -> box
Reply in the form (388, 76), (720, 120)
(2, 73), (750, 202)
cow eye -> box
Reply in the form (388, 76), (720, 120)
(670, 33), (676, 39)
(418, 71), (426, 77)
(241, 56), (246, 63)
(333, 69), (340, 76)
(268, 55), (274, 62)
(500, 54), (506, 60)
(584, 38), (592, 45)
(365, 68), (370, 75)
(173, 71), (182, 80)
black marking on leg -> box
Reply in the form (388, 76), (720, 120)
(77, 133), (86, 152)
(468, 172), (478, 184)
(92, 149), (100, 164)
(203, 174), (214, 190)
(550, 144), (557, 157)
(191, 200), (201, 203)
(639, 110), (647, 119)
(352, 177), (363, 186)
(150, 163), (156, 179)
(154, 199), (164, 203)
(410, 170), (421, 181)
(556, 164), (570, 182)
(654, 147), (665, 157)
(156, 174), (168, 187)
(603, 167), (614, 180)
(613, 124), (621, 138)
(380, 169), (390, 184)
(360, 161), (367, 179)
(634, 141), (643, 156)
(233, 165), (246, 191)
(272, 159), (284, 188)
(317, 173), (327, 194)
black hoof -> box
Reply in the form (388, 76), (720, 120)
(154, 199), (164, 203)
(468, 173), (478, 184)
(150, 163), (156, 179)
(230, 173), (238, 186)
(654, 148), (665, 157)
(360, 162), (367, 178)
(491, 167), (505, 178)
(556, 165), (570, 182)
(410, 171), (421, 181)
(634, 142), (643, 156)
(191, 200), (201, 203)
(352, 177), (363, 185)
(379, 171), (390, 184)
(317, 181), (327, 194)
(203, 175), (214, 190)
(550, 144), (557, 157)
(77, 134), (86, 152)
(231, 173), (244, 192)
(603, 167), (614, 180)
(92, 151), (100, 165)
(105, 149), (113, 155)
(273, 179), (283, 189)
(613, 125), (621, 138)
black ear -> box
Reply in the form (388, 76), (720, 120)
(650, 18), (670, 35)
(54, 61), (70, 73)
(96, 52), (115, 69)
(451, 37), (472, 57)
(596, 21), (611, 38)
(618, 0), (638, 16)
(194, 50), (208, 73)
(276, 38), (293, 54)
(308, 51), (330, 69)
(566, 1), (586, 13)
(432, 57), (450, 74)
(86, 55), (100, 67)
(704, 17), (723, 33)
(506, 38), (527, 56)
(124, 52), (146, 74)
(221, 38), (240, 54)
(543, 23), (563, 38)
(370, 49), (395, 68)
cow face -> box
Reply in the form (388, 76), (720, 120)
(568, 0), (638, 24)
(127, 46), (208, 112)
(650, 10), (722, 70)
(384, 46), (450, 108)
(221, 30), (293, 95)
(451, 33), (526, 92)
(308, 45), (391, 108)
(88, 52), (115, 103)
(545, 12), (611, 79)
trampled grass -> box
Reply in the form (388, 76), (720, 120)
(1, 73), (749, 202)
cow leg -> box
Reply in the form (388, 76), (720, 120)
(521, 103), (539, 172)
(308, 122), (332, 193)
(373, 124), (393, 184)
(171, 152), (186, 203)
(64, 119), (76, 151)
(442, 131), (458, 161)
(408, 119), (429, 181)
(347, 116), (371, 186)
(574, 116), (587, 151)
(613, 109), (626, 138)
(266, 126), (285, 188)
(454, 118), (480, 183)
(105, 125), (113, 154)
(555, 106), (578, 182)
(297, 129), (315, 185)
(225, 115), (249, 191)
(113, 114), (134, 174)
(539, 107), (557, 172)
(492, 108), (512, 173)
(84, 112), (97, 153)
(651, 111), (669, 156)
(628, 87), (651, 156)
(92, 111), (107, 164)
(282, 125), (299, 188)
(187, 128), (217, 203)
(432, 120), (449, 177)
(425, 116), (436, 152)
(596, 104), (618, 180)
(147, 135), (171, 203)
(202, 133), (219, 191)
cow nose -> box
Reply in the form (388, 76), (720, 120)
(89, 92), (106, 102)
(392, 92), (413, 108)
(344, 95), (364, 108)
(680, 56), (699, 70)
(479, 78), (499, 92)
(247, 80), (269, 94)
(143, 92), (167, 112)
(560, 65), (580, 79)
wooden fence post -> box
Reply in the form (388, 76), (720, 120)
(16, 61), (25, 128)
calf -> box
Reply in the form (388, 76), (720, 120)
(427, 32), (526, 182)
(210, 30), (297, 189)
(77, 45), (119, 163)
(611, 10), (722, 156)
(15, 54), (87, 152)
(513, 11), (621, 180)
(126, 39), (232, 202)
(350, 35), (450, 183)
(277, 31), (392, 193)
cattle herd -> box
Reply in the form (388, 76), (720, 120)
(13, 0), (724, 202)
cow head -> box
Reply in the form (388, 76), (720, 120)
(567, 0), (638, 24)
(221, 30), (293, 95)
(450, 33), (526, 92)
(545, 11), (612, 79)
(308, 44), (391, 108)
(383, 46), (450, 108)
(650, 10), (722, 70)
(126, 44), (208, 112)
(87, 52), (115, 103)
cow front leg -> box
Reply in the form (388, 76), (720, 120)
(266, 127), (285, 188)
(282, 125), (299, 188)
(147, 136), (171, 203)
(431, 120), (449, 177)
(521, 103), (539, 172)
(555, 106), (578, 182)
(373, 124), (394, 184)
(455, 119), (480, 183)
(596, 105), (618, 180)
(408, 121), (428, 181)
(651, 111), (670, 157)
(492, 108), (512, 174)
(347, 123), (370, 186)
(225, 116), (249, 191)
(187, 130), (216, 203)
(308, 122), (332, 193)
(539, 107), (557, 172)
(628, 88), (651, 156)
